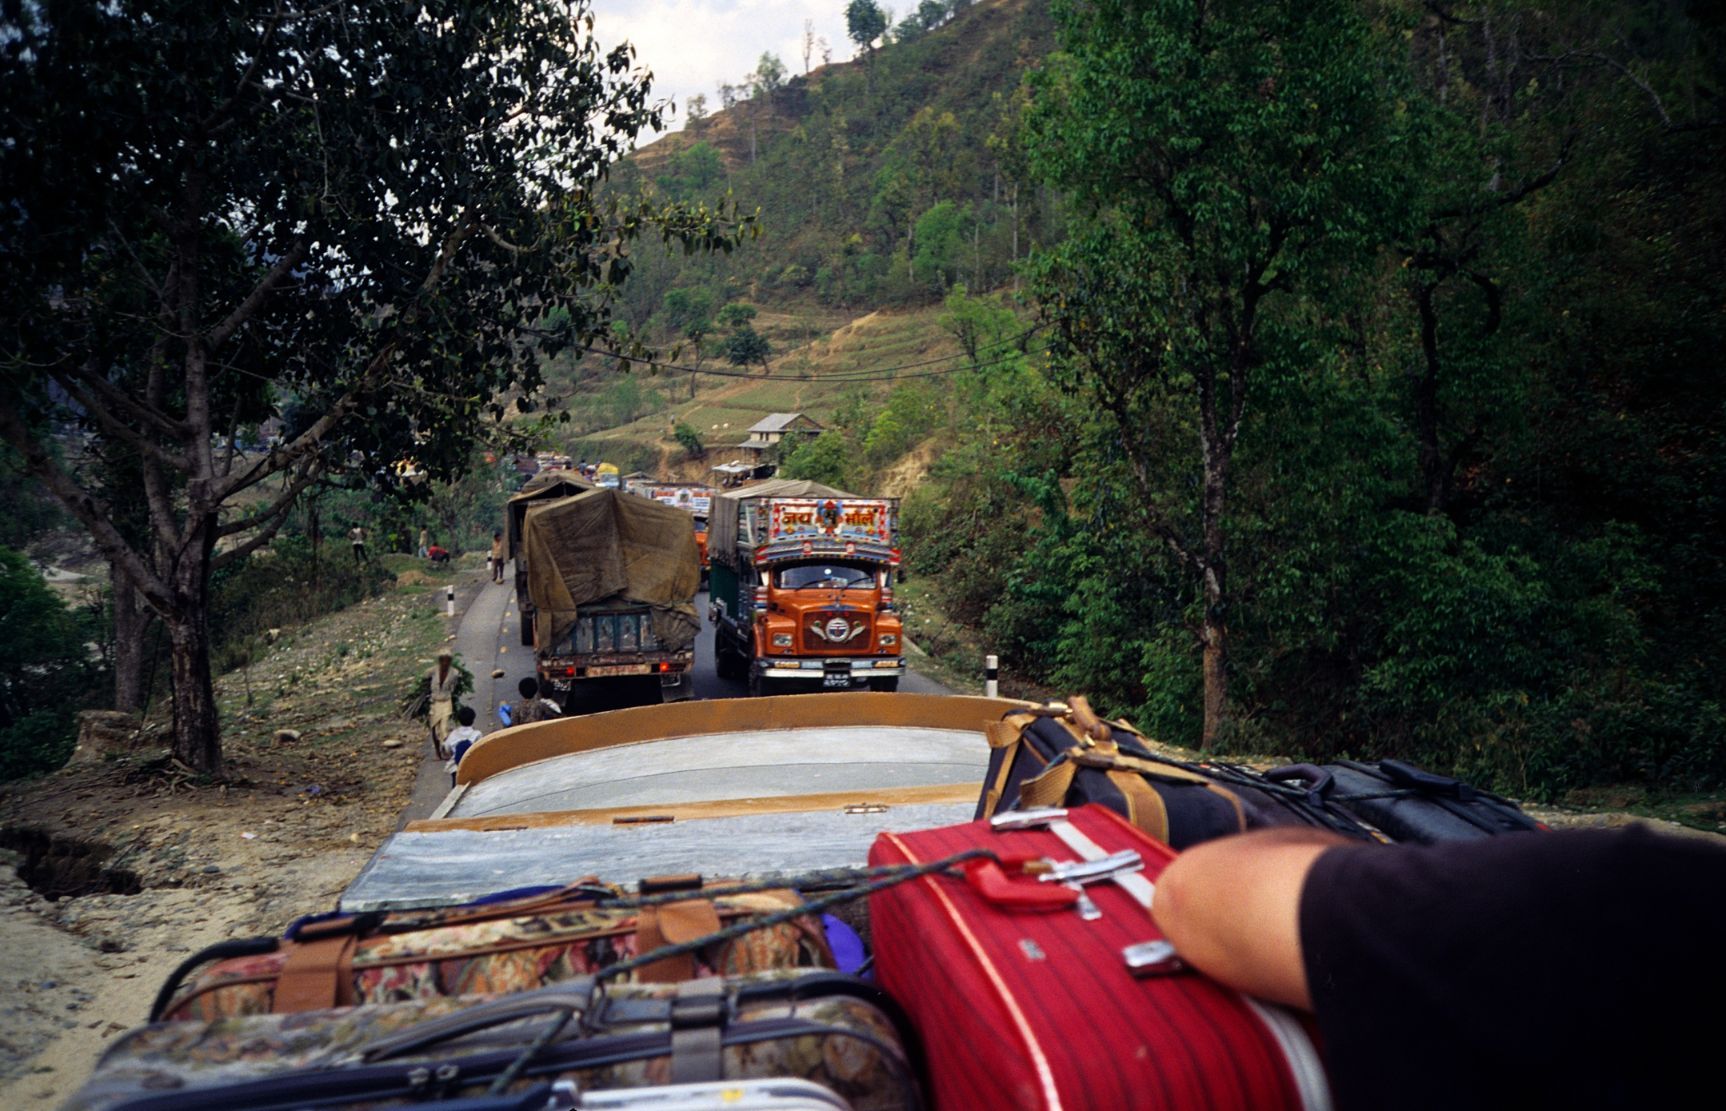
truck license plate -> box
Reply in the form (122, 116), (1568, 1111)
(823, 674), (853, 688)
(588, 664), (652, 677)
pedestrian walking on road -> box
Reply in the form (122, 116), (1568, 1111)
(490, 529), (506, 583)
(426, 648), (460, 750)
(349, 525), (368, 565)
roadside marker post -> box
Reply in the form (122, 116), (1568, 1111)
(446, 585), (455, 617)
(985, 654), (999, 699)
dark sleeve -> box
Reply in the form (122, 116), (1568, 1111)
(1299, 825), (1726, 1111)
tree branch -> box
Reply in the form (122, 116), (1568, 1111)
(0, 406), (172, 612)
(54, 369), (189, 468)
(206, 238), (308, 349)
(214, 461), (323, 569)
(216, 456), (321, 540)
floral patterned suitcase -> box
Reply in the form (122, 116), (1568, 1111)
(154, 879), (834, 1022)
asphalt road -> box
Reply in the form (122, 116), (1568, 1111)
(401, 575), (954, 821)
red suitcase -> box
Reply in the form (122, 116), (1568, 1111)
(870, 804), (1331, 1110)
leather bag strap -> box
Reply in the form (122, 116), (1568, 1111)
(635, 898), (723, 983)
(273, 933), (359, 1013)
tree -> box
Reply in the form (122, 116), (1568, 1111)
(940, 285), (1023, 371)
(803, 19), (818, 74)
(912, 201), (972, 288)
(753, 52), (787, 101)
(717, 302), (759, 330)
(745, 53), (787, 162)
(725, 326), (773, 373)
(1027, 0), (1411, 746)
(0, 1), (749, 775)
(686, 93), (709, 131)
(846, 1), (889, 57)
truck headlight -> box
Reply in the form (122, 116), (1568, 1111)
(878, 633), (898, 646)
(772, 632), (794, 648)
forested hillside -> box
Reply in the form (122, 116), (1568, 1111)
(614, 0), (1726, 801)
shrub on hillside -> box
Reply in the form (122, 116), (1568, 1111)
(0, 546), (103, 779)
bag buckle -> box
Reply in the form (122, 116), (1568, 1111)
(1039, 849), (1144, 885)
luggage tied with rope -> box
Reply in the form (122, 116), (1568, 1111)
(153, 874), (835, 1023)
(978, 696), (1542, 847)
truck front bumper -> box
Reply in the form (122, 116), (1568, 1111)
(757, 658), (905, 687)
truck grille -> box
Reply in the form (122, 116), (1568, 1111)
(802, 609), (873, 654)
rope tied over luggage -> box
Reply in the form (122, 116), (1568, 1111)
(590, 847), (999, 993)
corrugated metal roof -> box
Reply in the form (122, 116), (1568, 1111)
(746, 412), (822, 434)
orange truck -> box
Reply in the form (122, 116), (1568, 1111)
(707, 479), (904, 695)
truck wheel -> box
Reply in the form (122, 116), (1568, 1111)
(519, 618), (533, 648)
(870, 677), (900, 693)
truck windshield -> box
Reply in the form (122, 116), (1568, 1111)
(777, 563), (876, 589)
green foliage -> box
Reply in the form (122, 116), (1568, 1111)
(0, 546), (101, 779)
(398, 658), (475, 722)
(911, 201), (972, 289)
(0, 0), (753, 773)
(656, 143), (726, 199)
(717, 302), (758, 329)
(846, 0), (888, 53)
(673, 423), (706, 460)
(725, 325), (773, 370)
(208, 535), (395, 676)
(777, 432), (854, 488)
(863, 384), (938, 465)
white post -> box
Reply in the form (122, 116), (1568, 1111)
(985, 653), (999, 699)
(446, 584), (455, 617)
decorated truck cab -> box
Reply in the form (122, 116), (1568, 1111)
(708, 479), (904, 695)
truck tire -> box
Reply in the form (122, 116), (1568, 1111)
(715, 639), (740, 680)
(747, 669), (772, 698)
(869, 677), (900, 693)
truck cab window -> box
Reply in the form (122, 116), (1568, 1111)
(779, 563), (875, 589)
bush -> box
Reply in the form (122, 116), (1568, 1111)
(0, 546), (101, 779)
(674, 423), (706, 460)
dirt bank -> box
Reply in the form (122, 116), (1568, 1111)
(0, 573), (465, 1103)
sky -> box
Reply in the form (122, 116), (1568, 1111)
(589, 1), (865, 145)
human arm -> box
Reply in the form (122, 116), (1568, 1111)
(1151, 827), (1355, 1010)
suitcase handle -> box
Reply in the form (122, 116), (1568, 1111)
(1263, 764), (1335, 809)
(1377, 759), (1477, 802)
(963, 859), (1079, 911)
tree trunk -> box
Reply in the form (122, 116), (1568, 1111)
(1198, 380), (1231, 748)
(1201, 610), (1228, 752)
(166, 603), (222, 775)
(1414, 280), (1447, 511)
(111, 570), (149, 713)
(162, 515), (222, 775)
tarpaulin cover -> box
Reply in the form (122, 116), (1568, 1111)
(708, 479), (858, 563)
(505, 474), (593, 558)
(522, 489), (700, 652)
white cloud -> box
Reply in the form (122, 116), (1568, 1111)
(589, 1), (861, 145)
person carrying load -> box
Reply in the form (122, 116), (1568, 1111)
(426, 648), (461, 755)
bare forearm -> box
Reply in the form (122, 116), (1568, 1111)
(1153, 827), (1355, 1010)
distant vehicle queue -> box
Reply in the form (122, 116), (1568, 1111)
(503, 464), (906, 707)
